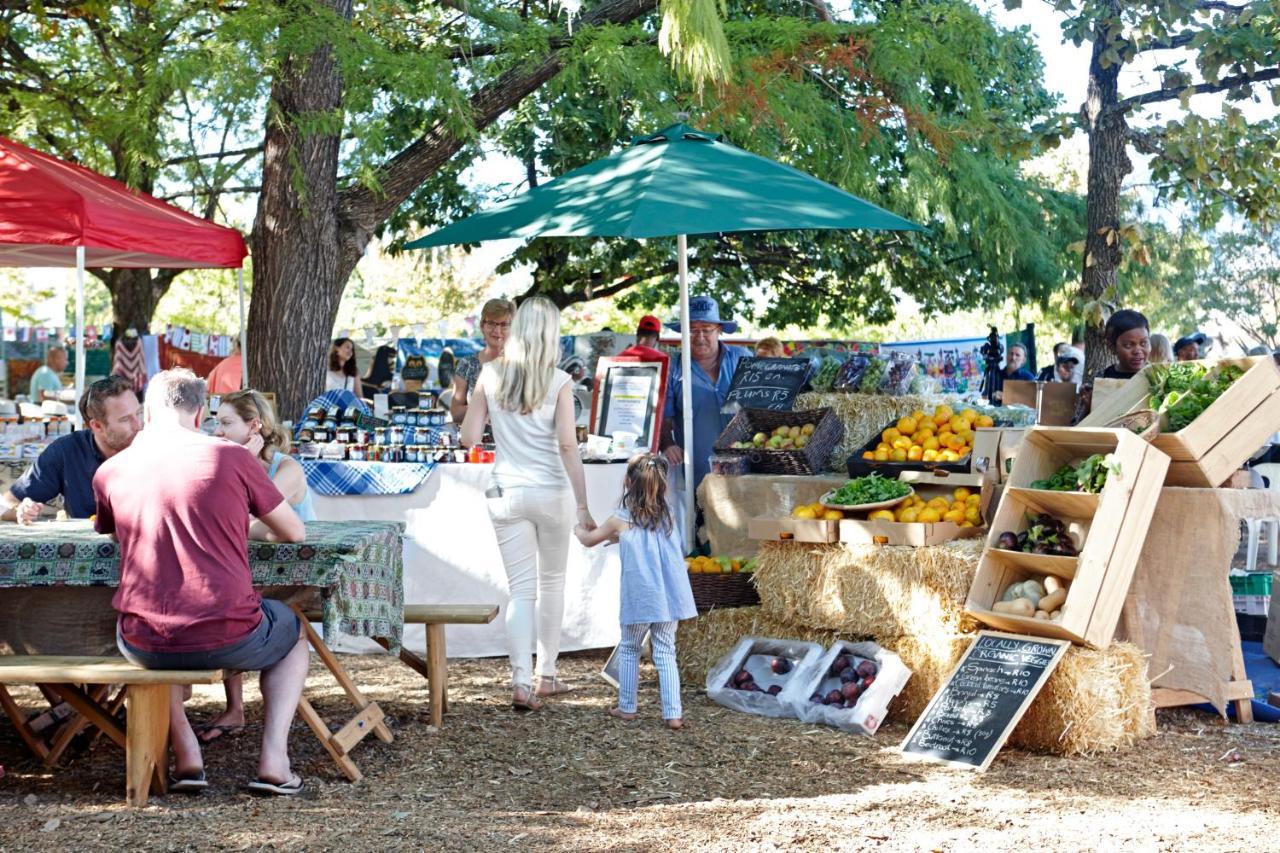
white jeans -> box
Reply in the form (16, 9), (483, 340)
(486, 486), (574, 688)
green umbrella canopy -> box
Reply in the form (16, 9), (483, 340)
(405, 123), (924, 247)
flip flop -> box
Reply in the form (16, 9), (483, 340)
(196, 723), (245, 744)
(168, 770), (208, 794)
(246, 775), (304, 797)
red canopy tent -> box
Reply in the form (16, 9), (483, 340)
(0, 136), (249, 399)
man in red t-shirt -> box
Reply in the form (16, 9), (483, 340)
(94, 368), (308, 796)
(617, 314), (670, 367)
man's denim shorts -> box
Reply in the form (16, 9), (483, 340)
(117, 599), (301, 672)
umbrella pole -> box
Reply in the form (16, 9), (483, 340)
(678, 234), (695, 549)
(237, 267), (248, 387)
(75, 246), (85, 418)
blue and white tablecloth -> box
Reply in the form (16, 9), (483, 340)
(301, 460), (436, 496)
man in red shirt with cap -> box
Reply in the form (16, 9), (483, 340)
(618, 315), (670, 367)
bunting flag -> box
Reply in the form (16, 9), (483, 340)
(35, 328), (48, 343)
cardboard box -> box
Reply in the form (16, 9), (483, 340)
(1080, 356), (1280, 487)
(781, 640), (912, 735)
(965, 427), (1170, 646)
(1002, 379), (1078, 426)
(747, 517), (838, 543)
(837, 478), (994, 546)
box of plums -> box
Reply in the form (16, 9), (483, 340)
(705, 637), (826, 718)
(781, 640), (912, 735)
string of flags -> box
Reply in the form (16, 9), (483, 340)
(163, 325), (236, 357)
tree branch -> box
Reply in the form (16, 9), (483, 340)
(1118, 67), (1280, 111)
(163, 145), (262, 166)
(1137, 30), (1196, 53)
(1195, 1), (1246, 12)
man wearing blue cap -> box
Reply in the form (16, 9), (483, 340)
(661, 296), (751, 493)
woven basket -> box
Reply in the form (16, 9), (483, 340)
(1105, 409), (1162, 442)
(713, 407), (844, 476)
(688, 571), (760, 612)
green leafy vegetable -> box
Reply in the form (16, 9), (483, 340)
(1030, 453), (1119, 493)
(1146, 362), (1245, 432)
(827, 474), (911, 506)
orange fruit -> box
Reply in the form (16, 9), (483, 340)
(862, 451), (875, 460)
(890, 448), (908, 462)
(933, 405), (954, 422)
(922, 449), (939, 462)
(975, 415), (995, 428)
(942, 509), (966, 524)
(918, 418), (938, 433)
(893, 436), (913, 450)
(882, 428), (901, 444)
(898, 507), (920, 523)
(952, 487), (972, 501)
(922, 436), (940, 451)
(868, 509), (896, 522)
(876, 442), (891, 453)
(822, 510), (844, 521)
(907, 446), (924, 461)
(897, 416), (918, 435)
(874, 450), (890, 461)
(918, 507), (942, 523)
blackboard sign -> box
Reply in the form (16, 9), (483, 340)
(722, 357), (811, 413)
(900, 631), (1069, 771)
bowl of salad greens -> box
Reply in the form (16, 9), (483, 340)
(820, 474), (914, 512)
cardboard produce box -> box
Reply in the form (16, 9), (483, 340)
(965, 427), (1170, 646)
(837, 475), (993, 546)
(1080, 356), (1280, 487)
(747, 517), (838, 544)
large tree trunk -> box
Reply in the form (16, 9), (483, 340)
(247, 0), (352, 421)
(1079, 2), (1131, 380)
(100, 268), (181, 348)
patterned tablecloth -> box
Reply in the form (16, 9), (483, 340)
(0, 519), (405, 652)
(301, 459), (436, 496)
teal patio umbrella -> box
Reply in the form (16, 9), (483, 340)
(408, 123), (925, 539)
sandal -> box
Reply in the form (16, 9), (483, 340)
(168, 770), (208, 794)
(535, 676), (575, 697)
(606, 707), (637, 721)
(246, 774), (304, 797)
(511, 686), (543, 713)
(196, 723), (245, 744)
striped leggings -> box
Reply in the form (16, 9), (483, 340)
(617, 621), (682, 719)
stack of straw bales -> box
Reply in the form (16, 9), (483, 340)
(680, 539), (1155, 755)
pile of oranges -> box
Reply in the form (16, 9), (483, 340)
(860, 405), (996, 464)
(791, 502), (844, 521)
(865, 486), (983, 526)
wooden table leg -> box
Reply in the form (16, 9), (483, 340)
(1229, 631), (1255, 724)
(49, 684), (126, 748)
(295, 696), (362, 782)
(427, 624), (447, 727)
(0, 684), (50, 762)
(125, 684), (169, 807)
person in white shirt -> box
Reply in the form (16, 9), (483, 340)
(461, 297), (596, 712)
(325, 337), (359, 393)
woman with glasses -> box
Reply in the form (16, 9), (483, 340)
(450, 298), (515, 424)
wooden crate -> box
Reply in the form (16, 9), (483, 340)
(965, 427), (1170, 646)
(1080, 356), (1280, 487)
(747, 517), (838, 544)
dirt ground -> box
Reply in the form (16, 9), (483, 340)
(2, 650), (1279, 852)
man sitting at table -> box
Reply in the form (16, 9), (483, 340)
(93, 368), (310, 796)
(1, 375), (141, 523)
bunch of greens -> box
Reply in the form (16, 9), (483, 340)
(811, 357), (841, 392)
(1146, 363), (1245, 432)
(1030, 453), (1119, 493)
(827, 474), (911, 506)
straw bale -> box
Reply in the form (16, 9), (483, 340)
(677, 609), (1154, 756)
(752, 539), (982, 641)
(1009, 641), (1155, 755)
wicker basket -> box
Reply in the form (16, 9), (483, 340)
(1105, 409), (1163, 442)
(688, 571), (760, 612)
(713, 407), (844, 476)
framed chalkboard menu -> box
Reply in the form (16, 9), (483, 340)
(589, 357), (669, 453)
(721, 357), (811, 414)
(900, 631), (1070, 771)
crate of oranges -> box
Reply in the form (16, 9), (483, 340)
(838, 484), (988, 546)
(847, 404), (997, 478)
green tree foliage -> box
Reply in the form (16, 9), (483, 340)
(1199, 225), (1280, 349)
(415, 0), (1087, 331)
(1003, 0), (1280, 374)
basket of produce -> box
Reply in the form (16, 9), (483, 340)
(846, 403), (994, 477)
(714, 407), (844, 476)
(685, 554), (760, 611)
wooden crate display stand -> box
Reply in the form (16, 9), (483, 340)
(965, 428), (1170, 646)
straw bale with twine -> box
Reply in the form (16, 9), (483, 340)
(752, 539), (983, 641)
(794, 392), (942, 472)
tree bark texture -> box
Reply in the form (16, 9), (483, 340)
(100, 268), (181, 357)
(249, 0), (657, 417)
(1080, 3), (1131, 380)
(247, 0), (352, 421)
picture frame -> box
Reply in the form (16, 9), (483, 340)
(589, 356), (669, 453)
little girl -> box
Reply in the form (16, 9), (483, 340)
(575, 453), (696, 730)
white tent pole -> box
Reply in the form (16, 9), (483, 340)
(75, 246), (86, 416)
(678, 233), (695, 548)
(237, 267), (248, 387)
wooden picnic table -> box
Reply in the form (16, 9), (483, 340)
(0, 519), (405, 782)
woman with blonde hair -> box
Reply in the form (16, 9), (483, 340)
(462, 297), (596, 711)
(196, 389), (315, 742)
(1148, 333), (1174, 365)
(451, 298), (515, 423)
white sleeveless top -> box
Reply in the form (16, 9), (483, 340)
(481, 364), (572, 490)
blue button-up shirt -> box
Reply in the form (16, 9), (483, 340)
(664, 342), (751, 492)
(10, 430), (105, 518)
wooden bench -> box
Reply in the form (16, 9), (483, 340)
(306, 604), (498, 727)
(0, 656), (223, 806)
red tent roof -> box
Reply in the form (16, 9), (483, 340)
(0, 136), (247, 268)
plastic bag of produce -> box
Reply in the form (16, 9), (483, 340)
(780, 640), (912, 735)
(833, 354), (871, 392)
(858, 357), (888, 393)
(810, 356), (842, 392)
(706, 636), (825, 718)
(879, 351), (918, 396)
